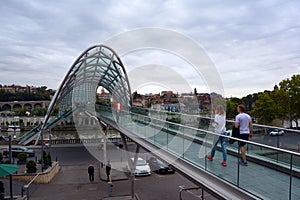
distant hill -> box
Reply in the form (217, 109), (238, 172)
(0, 85), (55, 102)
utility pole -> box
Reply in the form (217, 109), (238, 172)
(41, 129), (44, 172)
(9, 135), (13, 200)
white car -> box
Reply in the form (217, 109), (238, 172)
(269, 129), (284, 136)
(127, 157), (151, 176)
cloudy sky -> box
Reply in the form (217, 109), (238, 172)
(0, 0), (300, 97)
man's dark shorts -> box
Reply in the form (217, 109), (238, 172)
(238, 134), (249, 147)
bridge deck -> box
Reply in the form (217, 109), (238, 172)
(98, 112), (300, 200)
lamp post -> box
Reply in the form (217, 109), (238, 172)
(289, 95), (293, 128)
(8, 135), (13, 200)
(41, 129), (44, 173)
(296, 90), (299, 129)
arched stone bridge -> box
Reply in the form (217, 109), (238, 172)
(0, 100), (50, 111)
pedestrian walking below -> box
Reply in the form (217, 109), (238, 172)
(88, 164), (95, 182)
(106, 161), (111, 182)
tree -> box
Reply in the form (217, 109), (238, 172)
(252, 93), (277, 125)
(269, 89), (289, 125)
(241, 94), (255, 112)
(226, 100), (238, 119)
(279, 74), (300, 128)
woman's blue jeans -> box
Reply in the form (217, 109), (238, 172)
(210, 132), (227, 162)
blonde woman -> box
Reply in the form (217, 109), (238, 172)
(207, 105), (227, 167)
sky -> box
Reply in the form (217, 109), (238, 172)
(0, 0), (300, 97)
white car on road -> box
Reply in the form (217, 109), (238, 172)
(127, 157), (151, 176)
(269, 129), (284, 136)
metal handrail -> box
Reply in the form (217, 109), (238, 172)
(179, 185), (202, 200)
(132, 105), (300, 133)
(117, 110), (300, 157)
(22, 173), (40, 200)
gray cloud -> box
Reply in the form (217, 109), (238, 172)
(0, 0), (299, 97)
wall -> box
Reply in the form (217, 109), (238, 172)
(12, 161), (60, 184)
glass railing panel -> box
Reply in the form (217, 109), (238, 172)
(166, 125), (184, 158)
(153, 129), (168, 149)
(203, 133), (239, 185)
(292, 154), (300, 200)
(239, 143), (291, 200)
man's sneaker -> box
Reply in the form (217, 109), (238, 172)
(221, 161), (227, 167)
(207, 154), (213, 161)
(239, 161), (248, 166)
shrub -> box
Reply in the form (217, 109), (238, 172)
(17, 152), (27, 161)
(43, 151), (52, 167)
(26, 160), (37, 173)
(47, 152), (52, 166)
(4, 160), (10, 164)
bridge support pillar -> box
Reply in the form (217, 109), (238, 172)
(103, 125), (109, 167)
(121, 134), (140, 199)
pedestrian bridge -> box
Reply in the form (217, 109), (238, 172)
(22, 45), (300, 199)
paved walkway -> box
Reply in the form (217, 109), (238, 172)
(25, 143), (210, 200)
(28, 162), (208, 200)
(29, 163), (132, 200)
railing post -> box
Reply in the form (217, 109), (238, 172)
(276, 135), (279, 163)
(179, 188), (183, 200)
(237, 146), (240, 187)
(167, 130), (169, 150)
(21, 186), (24, 197)
(27, 187), (29, 200)
(182, 128), (185, 159)
(289, 154), (293, 200)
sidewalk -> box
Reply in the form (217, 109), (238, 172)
(99, 162), (128, 182)
(29, 163), (133, 200)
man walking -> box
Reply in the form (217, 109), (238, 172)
(106, 161), (111, 182)
(235, 104), (253, 166)
(88, 164), (95, 182)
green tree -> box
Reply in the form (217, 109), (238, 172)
(241, 94), (255, 112)
(226, 100), (238, 119)
(17, 108), (27, 116)
(279, 74), (300, 128)
(252, 93), (277, 125)
(269, 89), (289, 125)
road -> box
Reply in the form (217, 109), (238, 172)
(28, 144), (216, 200)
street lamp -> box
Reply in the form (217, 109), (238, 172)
(289, 95), (293, 128)
(7, 135), (13, 200)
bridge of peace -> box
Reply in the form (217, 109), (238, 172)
(18, 45), (300, 200)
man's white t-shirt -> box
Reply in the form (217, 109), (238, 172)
(236, 113), (251, 134)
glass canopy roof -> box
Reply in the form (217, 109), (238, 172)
(42, 45), (132, 128)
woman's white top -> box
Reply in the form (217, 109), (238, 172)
(214, 114), (226, 134)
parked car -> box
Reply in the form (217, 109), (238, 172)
(127, 157), (151, 176)
(0, 136), (6, 141)
(147, 157), (175, 174)
(2, 146), (35, 158)
(269, 129), (284, 136)
(111, 141), (123, 148)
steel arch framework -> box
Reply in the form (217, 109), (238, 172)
(42, 45), (132, 129)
